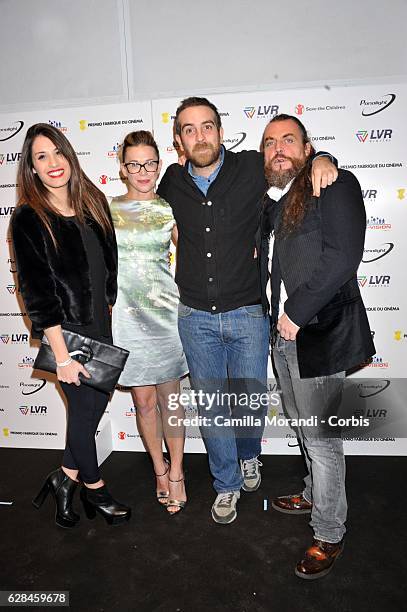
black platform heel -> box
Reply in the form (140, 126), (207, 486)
(80, 485), (131, 526)
(32, 468), (80, 529)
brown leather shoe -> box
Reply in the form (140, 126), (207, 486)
(295, 539), (344, 580)
(271, 492), (312, 514)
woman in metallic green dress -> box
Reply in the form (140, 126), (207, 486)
(110, 131), (188, 514)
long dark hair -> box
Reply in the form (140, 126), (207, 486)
(265, 114), (316, 235)
(17, 123), (113, 243)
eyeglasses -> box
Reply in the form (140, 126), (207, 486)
(123, 160), (159, 174)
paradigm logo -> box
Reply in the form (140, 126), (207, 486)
(358, 379), (390, 398)
(224, 132), (247, 151)
(0, 151), (22, 165)
(394, 330), (407, 341)
(19, 405), (48, 415)
(355, 129), (392, 143)
(360, 93), (396, 116)
(0, 120), (24, 142)
(363, 243), (394, 263)
(243, 105), (279, 120)
(20, 380), (47, 395)
(357, 274), (391, 288)
(397, 188), (405, 200)
(8, 257), (16, 273)
(3, 428), (10, 437)
(49, 120), (68, 133)
(362, 189), (377, 200)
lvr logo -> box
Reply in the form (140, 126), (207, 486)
(358, 275), (391, 287)
(356, 129), (392, 142)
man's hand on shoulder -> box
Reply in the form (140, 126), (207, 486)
(311, 156), (338, 197)
(277, 313), (300, 341)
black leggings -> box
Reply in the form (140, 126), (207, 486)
(60, 382), (110, 484)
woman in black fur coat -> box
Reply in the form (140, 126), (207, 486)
(11, 123), (131, 528)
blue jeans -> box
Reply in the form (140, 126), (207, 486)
(273, 335), (346, 543)
(178, 303), (270, 493)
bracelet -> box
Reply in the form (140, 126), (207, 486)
(56, 357), (73, 368)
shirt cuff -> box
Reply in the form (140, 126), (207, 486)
(312, 152), (334, 163)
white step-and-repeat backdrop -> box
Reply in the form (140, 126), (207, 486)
(1, 84), (406, 456)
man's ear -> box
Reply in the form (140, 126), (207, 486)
(305, 142), (312, 157)
(175, 134), (182, 150)
(219, 127), (224, 144)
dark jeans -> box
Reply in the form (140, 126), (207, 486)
(61, 382), (110, 484)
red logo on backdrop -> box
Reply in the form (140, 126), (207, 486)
(118, 431), (126, 440)
(295, 104), (305, 115)
(99, 175), (108, 185)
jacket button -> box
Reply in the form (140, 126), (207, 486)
(205, 227), (211, 232)
(211, 306), (217, 311)
(208, 277), (213, 282)
(206, 252), (212, 257)
(207, 201), (212, 206)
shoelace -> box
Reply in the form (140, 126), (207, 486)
(217, 493), (235, 507)
(241, 458), (263, 478)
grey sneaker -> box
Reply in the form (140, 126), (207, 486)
(240, 457), (263, 492)
(211, 491), (240, 524)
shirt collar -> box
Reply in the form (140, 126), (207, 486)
(267, 178), (294, 202)
(188, 145), (225, 181)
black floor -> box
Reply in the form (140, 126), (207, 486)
(0, 449), (405, 612)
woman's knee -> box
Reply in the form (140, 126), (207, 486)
(131, 388), (157, 416)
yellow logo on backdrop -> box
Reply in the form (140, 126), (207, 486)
(394, 330), (402, 341)
(79, 120), (88, 131)
(161, 113), (170, 124)
(3, 428), (9, 437)
(397, 189), (405, 200)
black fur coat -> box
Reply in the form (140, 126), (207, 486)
(11, 204), (117, 337)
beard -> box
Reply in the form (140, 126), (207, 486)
(187, 142), (221, 168)
(264, 155), (305, 189)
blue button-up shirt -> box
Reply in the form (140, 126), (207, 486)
(188, 147), (225, 196)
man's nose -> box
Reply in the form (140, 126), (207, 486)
(196, 128), (206, 142)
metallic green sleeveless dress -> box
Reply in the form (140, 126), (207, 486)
(110, 195), (188, 386)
